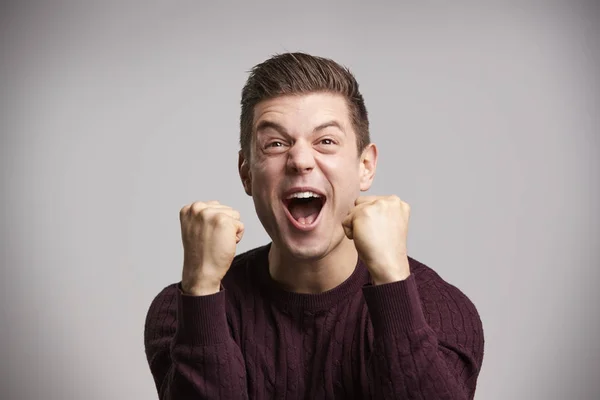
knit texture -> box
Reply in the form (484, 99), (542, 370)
(144, 244), (484, 399)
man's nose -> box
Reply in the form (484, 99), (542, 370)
(286, 141), (315, 174)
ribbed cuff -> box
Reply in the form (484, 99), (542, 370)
(362, 274), (427, 336)
(175, 283), (230, 345)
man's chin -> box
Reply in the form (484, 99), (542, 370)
(276, 235), (330, 262)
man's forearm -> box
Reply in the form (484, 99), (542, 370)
(363, 275), (483, 399)
(145, 284), (248, 400)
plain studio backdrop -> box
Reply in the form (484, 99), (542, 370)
(1, 1), (598, 399)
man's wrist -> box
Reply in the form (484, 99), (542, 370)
(369, 257), (411, 285)
(181, 280), (221, 296)
(371, 271), (411, 285)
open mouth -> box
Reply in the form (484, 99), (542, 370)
(283, 191), (325, 228)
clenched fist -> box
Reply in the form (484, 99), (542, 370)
(342, 195), (411, 285)
(179, 201), (244, 296)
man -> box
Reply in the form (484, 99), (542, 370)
(144, 52), (485, 399)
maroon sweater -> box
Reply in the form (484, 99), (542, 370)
(144, 244), (484, 399)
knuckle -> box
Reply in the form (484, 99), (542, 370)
(192, 201), (210, 217)
(362, 205), (375, 216)
(214, 212), (230, 225)
(190, 201), (207, 214)
(371, 198), (384, 209)
(197, 208), (213, 222)
(179, 205), (189, 218)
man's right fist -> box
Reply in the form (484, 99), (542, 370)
(179, 201), (244, 296)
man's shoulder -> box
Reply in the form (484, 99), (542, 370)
(408, 255), (485, 367)
(408, 255), (441, 287)
(408, 255), (480, 312)
(221, 243), (269, 287)
(227, 243), (269, 274)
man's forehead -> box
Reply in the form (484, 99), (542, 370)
(253, 93), (352, 130)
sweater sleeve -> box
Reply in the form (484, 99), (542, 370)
(144, 284), (248, 400)
(362, 274), (484, 400)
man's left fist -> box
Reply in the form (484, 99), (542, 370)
(342, 195), (411, 284)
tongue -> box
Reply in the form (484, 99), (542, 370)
(289, 199), (321, 225)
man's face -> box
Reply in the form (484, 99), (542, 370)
(239, 92), (377, 261)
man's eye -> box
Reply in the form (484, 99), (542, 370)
(320, 138), (334, 145)
(267, 141), (283, 148)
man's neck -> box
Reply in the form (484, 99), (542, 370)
(267, 238), (359, 294)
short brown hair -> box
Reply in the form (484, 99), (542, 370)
(239, 52), (370, 161)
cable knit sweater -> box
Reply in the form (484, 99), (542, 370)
(144, 243), (484, 399)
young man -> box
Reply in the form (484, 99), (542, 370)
(144, 53), (485, 399)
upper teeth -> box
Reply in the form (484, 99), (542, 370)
(287, 191), (321, 199)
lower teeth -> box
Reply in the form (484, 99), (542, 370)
(297, 215), (316, 225)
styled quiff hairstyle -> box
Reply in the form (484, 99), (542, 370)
(239, 52), (370, 161)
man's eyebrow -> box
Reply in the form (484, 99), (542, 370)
(255, 120), (345, 136)
(313, 120), (345, 135)
(255, 120), (288, 135)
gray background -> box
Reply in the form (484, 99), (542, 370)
(1, 1), (599, 399)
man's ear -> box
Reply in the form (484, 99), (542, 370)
(238, 150), (252, 196)
(359, 143), (378, 191)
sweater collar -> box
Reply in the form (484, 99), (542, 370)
(251, 243), (372, 313)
